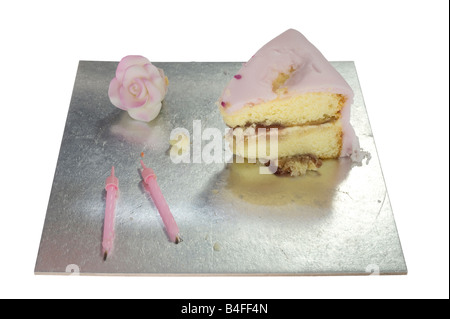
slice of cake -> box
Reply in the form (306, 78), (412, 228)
(218, 29), (361, 176)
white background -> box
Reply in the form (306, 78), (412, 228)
(0, 0), (448, 299)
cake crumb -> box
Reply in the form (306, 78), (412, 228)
(169, 132), (190, 157)
(170, 132), (189, 147)
(213, 242), (221, 251)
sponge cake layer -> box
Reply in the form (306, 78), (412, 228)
(228, 120), (343, 160)
(220, 92), (346, 128)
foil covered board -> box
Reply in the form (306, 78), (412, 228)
(35, 61), (407, 276)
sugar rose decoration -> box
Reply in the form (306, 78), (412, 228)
(108, 55), (169, 122)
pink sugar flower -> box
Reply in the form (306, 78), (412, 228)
(108, 55), (168, 122)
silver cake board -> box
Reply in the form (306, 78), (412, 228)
(34, 61), (407, 276)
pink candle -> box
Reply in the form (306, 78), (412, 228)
(102, 166), (119, 260)
(140, 160), (181, 243)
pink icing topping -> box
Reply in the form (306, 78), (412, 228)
(219, 29), (360, 157)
